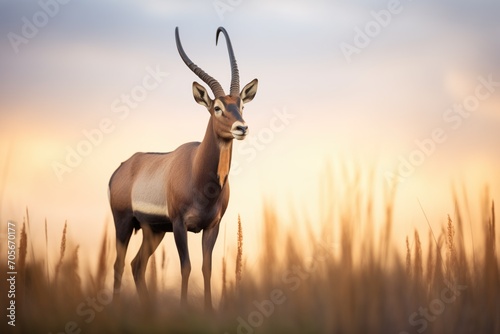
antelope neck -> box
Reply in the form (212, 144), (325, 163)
(194, 117), (233, 189)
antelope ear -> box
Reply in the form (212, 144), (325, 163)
(192, 82), (213, 110)
(240, 79), (258, 104)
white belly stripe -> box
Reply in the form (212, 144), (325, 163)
(132, 201), (168, 217)
(131, 172), (169, 217)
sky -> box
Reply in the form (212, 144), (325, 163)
(0, 0), (499, 289)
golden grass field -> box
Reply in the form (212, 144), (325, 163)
(1, 176), (499, 334)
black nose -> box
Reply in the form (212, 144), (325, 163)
(236, 125), (248, 133)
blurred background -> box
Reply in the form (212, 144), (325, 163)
(0, 0), (499, 290)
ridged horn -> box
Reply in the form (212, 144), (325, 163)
(175, 27), (225, 98)
(216, 27), (240, 96)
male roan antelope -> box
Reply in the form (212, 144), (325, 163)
(108, 26), (258, 311)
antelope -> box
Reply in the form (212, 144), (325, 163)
(108, 26), (258, 311)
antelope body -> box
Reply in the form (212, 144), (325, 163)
(109, 26), (258, 310)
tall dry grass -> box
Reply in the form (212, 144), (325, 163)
(1, 172), (499, 334)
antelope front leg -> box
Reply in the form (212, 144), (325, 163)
(202, 223), (220, 312)
(173, 219), (191, 307)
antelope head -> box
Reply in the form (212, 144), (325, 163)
(175, 27), (258, 141)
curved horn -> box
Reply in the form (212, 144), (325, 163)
(175, 27), (225, 98)
(216, 27), (240, 96)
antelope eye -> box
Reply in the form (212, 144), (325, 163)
(214, 106), (222, 114)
